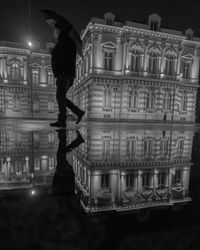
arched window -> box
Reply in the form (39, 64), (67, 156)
(11, 63), (20, 81)
(165, 51), (177, 76)
(181, 91), (187, 111)
(146, 90), (155, 109)
(163, 91), (171, 110)
(131, 50), (140, 72)
(148, 47), (160, 74)
(128, 89), (138, 108)
(103, 88), (111, 107)
(182, 61), (192, 79)
(47, 70), (54, 85)
(32, 68), (40, 84)
(130, 44), (144, 72)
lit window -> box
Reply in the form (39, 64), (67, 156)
(177, 139), (184, 157)
(104, 51), (113, 71)
(34, 158), (40, 171)
(163, 91), (171, 110)
(165, 55), (175, 76)
(13, 94), (21, 111)
(160, 140), (169, 158)
(103, 88), (111, 107)
(144, 140), (153, 157)
(131, 50), (140, 72)
(127, 140), (136, 157)
(48, 157), (55, 170)
(32, 68), (40, 84)
(48, 95), (54, 112)
(128, 89), (138, 108)
(103, 140), (110, 157)
(148, 52), (158, 74)
(11, 63), (20, 81)
(48, 132), (55, 143)
(47, 70), (54, 85)
(146, 90), (155, 109)
(182, 60), (193, 79)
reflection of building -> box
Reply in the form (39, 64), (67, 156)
(0, 130), (58, 192)
(72, 13), (200, 122)
(0, 41), (58, 119)
(72, 127), (193, 213)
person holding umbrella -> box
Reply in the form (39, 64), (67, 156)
(41, 10), (85, 127)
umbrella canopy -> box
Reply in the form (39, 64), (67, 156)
(40, 9), (82, 57)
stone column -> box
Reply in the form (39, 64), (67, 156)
(91, 32), (99, 70)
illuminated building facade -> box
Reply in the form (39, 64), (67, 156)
(0, 41), (58, 119)
(0, 130), (58, 191)
(72, 126), (193, 213)
(72, 13), (200, 122)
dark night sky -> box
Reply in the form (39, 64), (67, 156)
(0, 0), (200, 48)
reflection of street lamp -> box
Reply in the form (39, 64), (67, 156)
(27, 41), (33, 118)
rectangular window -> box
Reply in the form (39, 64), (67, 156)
(144, 140), (153, 157)
(101, 174), (109, 188)
(127, 140), (136, 157)
(177, 139), (184, 157)
(149, 57), (157, 74)
(158, 172), (166, 186)
(47, 71), (55, 85)
(104, 52), (113, 71)
(175, 169), (182, 184)
(126, 173), (134, 187)
(48, 101), (54, 111)
(32, 69), (40, 84)
(103, 89), (111, 107)
(103, 140), (110, 157)
(13, 95), (21, 111)
(142, 173), (151, 187)
(160, 140), (169, 158)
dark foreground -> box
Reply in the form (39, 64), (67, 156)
(0, 120), (200, 250)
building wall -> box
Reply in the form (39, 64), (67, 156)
(0, 42), (58, 119)
(72, 127), (193, 212)
(72, 13), (200, 122)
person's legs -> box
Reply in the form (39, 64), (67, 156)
(50, 75), (68, 126)
(65, 77), (85, 124)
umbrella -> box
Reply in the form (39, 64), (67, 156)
(40, 9), (82, 57)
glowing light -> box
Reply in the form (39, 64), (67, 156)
(28, 41), (33, 47)
(31, 189), (36, 196)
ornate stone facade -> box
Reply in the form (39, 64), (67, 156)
(72, 13), (200, 122)
(72, 126), (193, 213)
(0, 41), (57, 119)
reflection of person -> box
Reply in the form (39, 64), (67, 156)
(42, 11), (85, 127)
(163, 112), (167, 123)
(52, 129), (84, 196)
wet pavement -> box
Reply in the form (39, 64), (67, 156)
(0, 119), (200, 249)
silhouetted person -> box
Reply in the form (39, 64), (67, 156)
(163, 112), (167, 123)
(52, 129), (84, 196)
(41, 10), (85, 127)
